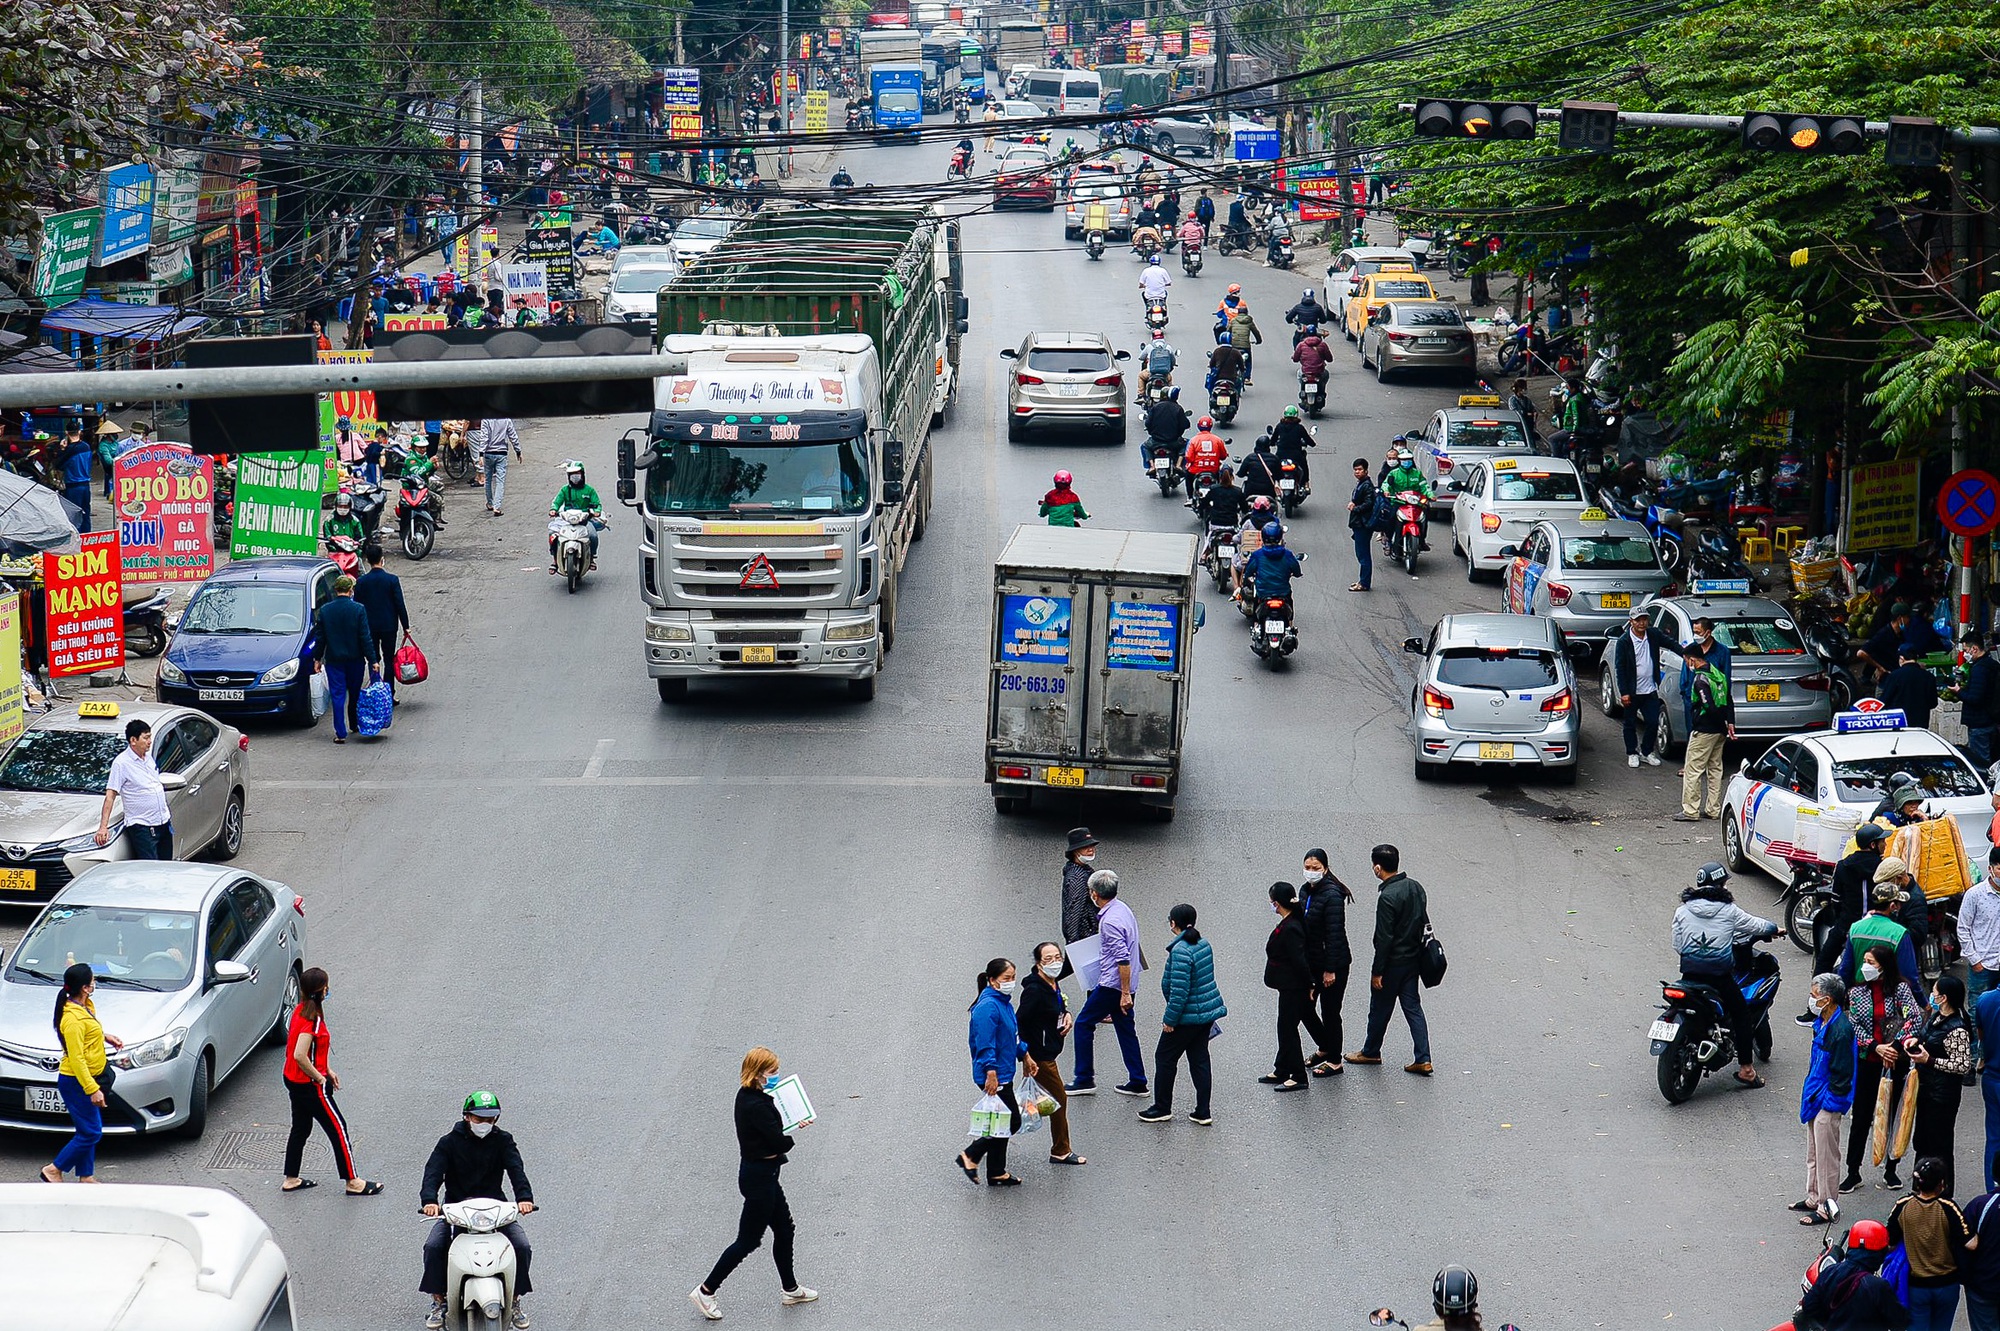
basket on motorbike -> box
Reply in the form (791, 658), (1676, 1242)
(1889, 818), (1973, 901)
(1790, 553), (1841, 596)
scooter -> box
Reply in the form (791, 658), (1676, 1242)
(1085, 229), (1105, 260)
(1187, 468), (1219, 512)
(1180, 241), (1204, 276)
(1268, 230), (1295, 269)
(1208, 378), (1240, 425)
(1140, 378), (1173, 407)
(1203, 528), (1237, 592)
(395, 467), (439, 561)
(955, 99), (970, 124)
(1249, 592), (1298, 664)
(1144, 296), (1169, 332)
(1782, 861), (1836, 955)
(1650, 946), (1781, 1103)
(1278, 459), (1308, 517)
(325, 533), (363, 578)
(1391, 490), (1428, 576)
(1132, 231), (1161, 261)
(1145, 437), (1184, 497)
(550, 507), (605, 593)
(1298, 374), (1326, 418)
(948, 147), (972, 180)
(122, 589), (172, 658)
(430, 1199), (525, 1330)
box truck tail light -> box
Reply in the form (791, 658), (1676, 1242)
(996, 764), (1031, 780)
(1130, 773), (1167, 788)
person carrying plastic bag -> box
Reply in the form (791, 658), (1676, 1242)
(956, 958), (1026, 1188)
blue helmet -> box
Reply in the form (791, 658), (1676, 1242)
(1149, 254), (1161, 265)
(1262, 521), (1283, 542)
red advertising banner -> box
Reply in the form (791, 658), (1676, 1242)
(44, 532), (125, 678)
(113, 444), (215, 585)
(1049, 22), (1067, 44)
(1189, 25), (1211, 55)
(1128, 17), (1147, 36)
(1163, 31), (1184, 55)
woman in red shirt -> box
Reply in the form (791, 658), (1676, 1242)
(282, 967), (383, 1195)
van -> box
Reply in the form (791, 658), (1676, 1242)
(0, 1183), (296, 1330)
(1058, 71), (1102, 116)
(1021, 68), (1065, 110)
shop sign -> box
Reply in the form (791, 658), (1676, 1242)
(43, 533), (125, 678)
(96, 163), (155, 264)
(32, 209), (102, 306)
(1844, 458), (1921, 553)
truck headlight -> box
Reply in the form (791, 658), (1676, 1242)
(109, 1028), (185, 1071)
(258, 658), (300, 685)
(647, 622), (694, 643)
(826, 620), (875, 642)
(158, 659), (187, 685)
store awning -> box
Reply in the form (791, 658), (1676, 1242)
(39, 297), (210, 341)
(0, 345), (80, 375)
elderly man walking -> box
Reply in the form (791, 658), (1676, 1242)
(1067, 870), (1148, 1099)
(1797, 973), (1856, 1227)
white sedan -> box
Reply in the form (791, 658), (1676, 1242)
(1721, 710), (1993, 885)
(1451, 456), (1595, 582)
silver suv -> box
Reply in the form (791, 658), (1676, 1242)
(1405, 613), (1585, 783)
(1001, 332), (1130, 443)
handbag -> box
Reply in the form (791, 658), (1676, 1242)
(1417, 921), (1448, 988)
(968, 1093), (1012, 1140)
(394, 632), (429, 685)
(356, 675), (394, 737)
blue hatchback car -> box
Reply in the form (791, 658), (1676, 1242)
(156, 557), (339, 724)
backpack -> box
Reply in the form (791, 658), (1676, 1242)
(1147, 342), (1175, 375)
(1370, 491), (1399, 532)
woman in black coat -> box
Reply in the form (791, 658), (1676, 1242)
(691, 1047), (817, 1320)
(1262, 882), (1329, 1093)
(1299, 847), (1352, 1077)
(1058, 827), (1101, 978)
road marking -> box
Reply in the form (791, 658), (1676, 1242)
(263, 775), (984, 791)
(583, 738), (614, 778)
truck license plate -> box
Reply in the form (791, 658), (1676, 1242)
(24, 1085), (64, 1114)
(1599, 593), (1630, 610)
(198, 688), (246, 702)
(1478, 742), (1516, 761)
(1043, 766), (1086, 788)
(1648, 1019), (1681, 1043)
(741, 646), (777, 665)
(1747, 683), (1780, 702)
(0, 868), (34, 892)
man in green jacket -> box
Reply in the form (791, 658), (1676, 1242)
(547, 460), (603, 572)
(1346, 844), (1433, 1075)
(1140, 902), (1226, 1124)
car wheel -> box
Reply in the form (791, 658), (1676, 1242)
(1154, 132), (1176, 155)
(1413, 754), (1438, 782)
(1465, 550), (1481, 582)
(1600, 667), (1621, 717)
(1376, 354), (1391, 384)
(208, 790), (244, 861)
(1722, 810), (1749, 871)
(1655, 705), (1680, 759)
(267, 964), (301, 1046)
(177, 1051), (212, 1140)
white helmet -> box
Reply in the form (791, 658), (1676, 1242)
(563, 459), (585, 483)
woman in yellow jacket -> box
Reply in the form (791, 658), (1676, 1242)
(40, 962), (124, 1183)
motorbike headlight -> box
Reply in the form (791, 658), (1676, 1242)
(109, 1027), (185, 1071)
(258, 658), (300, 686)
(158, 658), (187, 685)
(826, 619), (875, 642)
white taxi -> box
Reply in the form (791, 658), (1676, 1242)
(1451, 457), (1595, 582)
(1721, 705), (1993, 885)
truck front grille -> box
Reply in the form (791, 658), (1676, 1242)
(714, 630), (804, 644)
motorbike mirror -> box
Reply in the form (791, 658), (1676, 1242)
(1369, 1312), (1400, 1327)
(1401, 636), (1423, 654)
(1192, 602), (1206, 632)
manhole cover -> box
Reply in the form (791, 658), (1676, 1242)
(206, 1129), (332, 1173)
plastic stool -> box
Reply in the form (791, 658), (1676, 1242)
(1741, 536), (1774, 563)
(1774, 525), (1806, 554)
(1737, 526), (1762, 548)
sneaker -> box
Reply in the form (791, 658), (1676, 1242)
(1188, 1111), (1213, 1125)
(1838, 1173), (1864, 1194)
(510, 1301), (531, 1329)
(782, 1287), (819, 1306)
(1643, 753), (1663, 767)
(1627, 754), (1641, 769)
(1883, 1165), (1903, 1190)
(1064, 1079), (1096, 1095)
(1671, 812), (1700, 822)
(1112, 1081), (1149, 1098)
(690, 1288), (723, 1321)
(1136, 1106), (1173, 1122)
(425, 1303), (445, 1330)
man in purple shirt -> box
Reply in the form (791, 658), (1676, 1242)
(1067, 870), (1149, 1097)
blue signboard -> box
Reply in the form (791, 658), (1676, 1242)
(999, 595), (1072, 664)
(96, 163), (155, 264)
(1107, 601), (1179, 670)
(1833, 708), (1908, 734)
(1232, 128), (1280, 161)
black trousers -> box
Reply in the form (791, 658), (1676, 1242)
(283, 1077), (356, 1179)
(1847, 1058), (1911, 1174)
(1273, 987), (1328, 1081)
(422, 1218), (531, 1295)
(1913, 1085), (1964, 1196)
(373, 633), (400, 696)
(1152, 1025), (1213, 1115)
(1682, 965), (1757, 1066)
(703, 1159), (795, 1292)
(962, 1082), (1020, 1180)
(1314, 968), (1350, 1058)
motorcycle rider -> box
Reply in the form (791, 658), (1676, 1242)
(1039, 470), (1089, 527)
(1242, 520), (1302, 618)
(1139, 254), (1171, 306)
(1176, 214), (1207, 255)
(1207, 337), (1246, 395)
(1138, 328), (1178, 399)
(1270, 404), (1314, 490)
(1224, 191), (1251, 252)
(1377, 436), (1408, 486)
(1672, 863), (1781, 1089)
(1284, 289), (1329, 344)
(828, 165), (854, 194)
(1238, 439), (1280, 507)
(1213, 285), (1245, 343)
(420, 1091), (535, 1330)
(547, 460), (603, 574)
(398, 436), (447, 528)
(1226, 302), (1263, 385)
(1293, 324), (1332, 401)
(1131, 218), (1163, 257)
(1196, 466), (1251, 558)
(325, 492), (368, 548)
(1416, 1265), (1483, 1331)
(1381, 448), (1433, 552)
(1231, 497), (1277, 597)
(1793, 1220), (1907, 1331)
(949, 142), (973, 177)
(1140, 386), (1190, 474)
(1263, 210), (1292, 267)
(1181, 415), (1228, 500)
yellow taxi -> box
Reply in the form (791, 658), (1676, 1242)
(1342, 270), (1439, 342)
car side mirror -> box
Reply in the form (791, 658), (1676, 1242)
(1114, 349), (1131, 361)
(1739, 758), (1751, 774)
(160, 773), (187, 791)
(1497, 545), (1518, 559)
(210, 959), (251, 986)
(999, 348), (1018, 359)
(1401, 636), (1423, 654)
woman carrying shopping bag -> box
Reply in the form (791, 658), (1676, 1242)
(1017, 943), (1084, 1166)
(956, 958), (1025, 1187)
(41, 963), (123, 1183)
(1845, 940), (1925, 1192)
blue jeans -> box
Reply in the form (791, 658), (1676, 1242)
(1970, 726), (1999, 773)
(1910, 1284), (1961, 1331)
(52, 1074), (102, 1177)
(324, 659), (367, 738)
(1361, 967), (1432, 1064)
(125, 822), (174, 860)
(1072, 985), (1146, 1088)
(1966, 1290), (2000, 1331)
(64, 484), (92, 532)
(484, 452), (509, 510)
(1351, 528), (1372, 589)
(1622, 691), (1663, 756)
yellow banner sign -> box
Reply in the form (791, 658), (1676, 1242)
(0, 593), (22, 747)
(1845, 458), (1922, 553)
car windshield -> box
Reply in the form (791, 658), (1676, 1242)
(676, 217), (733, 241)
(8, 904), (199, 992)
(1711, 615), (1808, 655)
(878, 91), (921, 112)
(1371, 280), (1432, 299)
(1447, 419), (1529, 449)
(647, 438), (870, 515)
(1436, 646), (1558, 691)
(1491, 471), (1583, 502)
(1831, 753), (1986, 803)
(180, 584), (306, 635)
(611, 268), (675, 293)
(0, 729), (125, 795)
(1563, 536), (1660, 570)
(1362, 259), (1415, 276)
(1026, 348), (1110, 374)
(1398, 307), (1463, 328)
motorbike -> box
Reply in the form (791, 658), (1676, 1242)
(429, 1199), (526, 1330)
(1650, 947), (1781, 1103)
(1140, 378), (1173, 407)
(122, 588), (172, 658)
(549, 507), (605, 592)
(1391, 490), (1428, 576)
(1085, 228), (1106, 260)
(1783, 860), (1836, 955)
(948, 147), (972, 180)
(1203, 528), (1236, 592)
(331, 468), (388, 541)
(210, 459), (238, 545)
(439, 424), (474, 483)
(1249, 592), (1298, 664)
(1148, 449), (1184, 498)
(325, 532), (363, 578)
(1217, 223), (1250, 257)
(1268, 229), (1295, 269)
(1298, 373), (1326, 418)
(1132, 230), (1161, 261)
(1187, 468), (1218, 512)
(1278, 459), (1308, 517)
(395, 465), (439, 561)
(1794, 599), (1859, 711)
(1144, 296), (1169, 332)
(955, 100), (970, 124)
(1181, 245), (1203, 277)
(1208, 377), (1240, 425)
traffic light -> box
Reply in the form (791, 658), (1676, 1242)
(1740, 112), (1865, 154)
(1884, 116), (1943, 168)
(371, 324), (658, 420)
(1413, 99), (1537, 141)
(1557, 100), (1618, 153)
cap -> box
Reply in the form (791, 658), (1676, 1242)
(1889, 602), (1912, 618)
(1892, 785), (1924, 808)
(1854, 822), (1890, 846)
(1628, 606), (1652, 621)
(1873, 856), (1910, 885)
(1064, 827), (1098, 854)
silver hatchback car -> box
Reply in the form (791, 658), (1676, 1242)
(1405, 613), (1584, 783)
(0, 862), (305, 1139)
(1001, 331), (1130, 443)
(1499, 516), (1671, 651)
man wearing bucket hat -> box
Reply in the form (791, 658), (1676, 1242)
(1838, 860), (1921, 986)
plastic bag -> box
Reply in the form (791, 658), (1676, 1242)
(394, 632), (429, 685)
(356, 678), (394, 737)
(968, 1093), (1012, 1140)
(309, 670), (330, 720)
(1012, 1072), (1058, 1136)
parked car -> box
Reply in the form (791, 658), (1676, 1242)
(1405, 613), (1584, 783)
(1358, 300), (1477, 383)
(0, 701), (249, 907)
(156, 558), (338, 725)
(1326, 246), (1419, 323)
(1451, 456), (1594, 581)
(0, 862), (306, 1138)
(1001, 331), (1130, 442)
(601, 263), (679, 324)
(668, 211), (737, 269)
(1499, 515), (1672, 651)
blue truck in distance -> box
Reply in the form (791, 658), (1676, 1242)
(872, 62), (924, 136)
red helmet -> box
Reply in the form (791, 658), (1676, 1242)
(1847, 1220), (1890, 1252)
(1227, 283), (1242, 295)
(1249, 495), (1272, 511)
(1053, 470), (1072, 486)
(1197, 415), (1214, 431)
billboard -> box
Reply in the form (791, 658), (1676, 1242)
(113, 444), (216, 585)
(96, 163), (156, 264)
(663, 66), (703, 141)
(44, 533), (125, 678)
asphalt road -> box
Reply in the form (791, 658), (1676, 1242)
(2, 122), (1841, 1330)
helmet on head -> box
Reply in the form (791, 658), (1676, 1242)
(564, 458), (585, 482)
(1227, 283), (1241, 296)
(1283, 405), (1300, 419)
(1053, 470), (1072, 486)
(1168, 386), (1180, 400)
(1196, 416), (1214, 432)
(1262, 521), (1283, 542)
(334, 494), (352, 511)
(1302, 323), (1318, 336)
(462, 1090), (502, 1120)
(1302, 288), (1314, 302)
(1149, 254), (1161, 265)
(1694, 862), (1730, 890)
(1397, 449), (1415, 464)
(1433, 1266), (1478, 1314)
(1848, 1220), (1891, 1252)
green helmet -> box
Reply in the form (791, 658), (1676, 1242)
(462, 1089), (502, 1119)
(1282, 404), (1300, 419)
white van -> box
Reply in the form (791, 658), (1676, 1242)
(1058, 70), (1102, 116)
(1020, 68), (1066, 111)
(0, 1183), (295, 1330)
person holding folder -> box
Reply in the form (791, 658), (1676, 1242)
(690, 1048), (818, 1320)
(1068, 871), (1149, 1098)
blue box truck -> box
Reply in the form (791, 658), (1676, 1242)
(872, 62), (924, 137)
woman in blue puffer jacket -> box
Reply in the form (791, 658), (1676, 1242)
(957, 958), (1026, 1188)
(1141, 903), (1227, 1125)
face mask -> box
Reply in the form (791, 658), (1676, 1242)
(1930, 996), (1943, 1012)
(1303, 870), (1325, 884)
(1041, 963), (1062, 979)
(996, 980), (1017, 996)
(1076, 851), (1096, 865)
(765, 1074), (783, 1089)
(468, 1121), (494, 1138)
(1861, 962), (1882, 982)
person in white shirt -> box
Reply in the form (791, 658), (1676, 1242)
(1959, 850), (2000, 1060)
(1139, 259), (1171, 304)
(1610, 608), (1678, 769)
(95, 719), (173, 860)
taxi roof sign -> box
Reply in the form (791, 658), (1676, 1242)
(1834, 706), (1908, 734)
(1579, 506), (1612, 522)
(1458, 393), (1503, 408)
(76, 700), (120, 719)
(1492, 458), (1518, 470)
(1690, 577), (1753, 596)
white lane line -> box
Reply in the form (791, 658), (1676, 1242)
(263, 775), (985, 790)
(582, 738), (615, 778)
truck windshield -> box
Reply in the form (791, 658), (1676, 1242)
(878, 91), (920, 113)
(649, 438), (871, 515)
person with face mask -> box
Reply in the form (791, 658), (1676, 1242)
(1843, 941), (1925, 1194)
(1299, 849), (1353, 1073)
(957, 959), (1027, 1186)
(1262, 883), (1327, 1093)
(1840, 866), (1922, 987)
(281, 967), (383, 1196)
(421, 1090), (536, 1329)
(690, 1047), (818, 1319)
(1910, 975), (1974, 1199)
(1059, 828), (1101, 956)
(1017, 942), (1084, 1163)
(1796, 973), (1855, 1226)
(1670, 862), (1779, 1089)
(547, 460), (603, 572)
(1139, 903), (1226, 1124)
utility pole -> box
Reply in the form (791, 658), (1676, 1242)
(674, 15), (685, 64)
(1333, 108), (1352, 245)
(468, 78), (484, 210)
(780, 0), (793, 178)
(1210, 3), (1228, 162)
